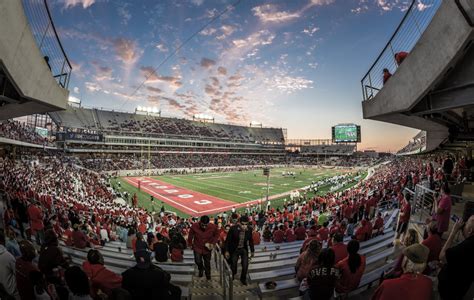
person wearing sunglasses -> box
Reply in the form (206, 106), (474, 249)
(224, 216), (255, 285)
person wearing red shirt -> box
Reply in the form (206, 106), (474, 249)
(27, 202), (44, 245)
(394, 51), (408, 65)
(336, 240), (366, 294)
(397, 194), (411, 240)
(331, 233), (348, 264)
(372, 244), (432, 300)
(72, 224), (89, 249)
(252, 226), (261, 245)
(373, 213), (384, 236)
(434, 184), (452, 235)
(364, 218), (373, 240)
(295, 223), (307, 240)
(355, 220), (367, 241)
(272, 225), (285, 243)
(187, 216), (218, 279)
(82, 249), (122, 298)
(421, 221), (442, 273)
(317, 223), (329, 242)
(219, 225), (230, 249)
(285, 225), (296, 242)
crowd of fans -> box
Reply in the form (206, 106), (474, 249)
(0, 120), (53, 147)
(0, 153), (472, 299)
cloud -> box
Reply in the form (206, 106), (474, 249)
(190, 0), (204, 6)
(62, 0), (96, 9)
(252, 4), (300, 23)
(264, 73), (314, 93)
(217, 66), (227, 75)
(156, 43), (169, 52)
(117, 6), (131, 25)
(216, 25), (237, 40)
(309, 0), (335, 6)
(146, 86), (163, 93)
(200, 28), (217, 36)
(73, 87), (80, 94)
(113, 38), (141, 65)
(140, 66), (182, 90)
(302, 27), (320, 37)
(200, 58), (216, 68)
(68, 95), (81, 103)
(91, 62), (113, 81)
(417, 1), (432, 11)
(376, 0), (410, 12)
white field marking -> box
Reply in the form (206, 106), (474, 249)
(239, 191), (251, 194)
(295, 180), (303, 183)
(141, 180), (151, 183)
(164, 189), (179, 193)
(178, 194), (194, 199)
(194, 200), (212, 205)
(196, 175), (232, 180)
(155, 185), (168, 189)
(281, 183), (289, 186)
(261, 187), (274, 190)
(125, 178), (198, 213)
(148, 183), (159, 186)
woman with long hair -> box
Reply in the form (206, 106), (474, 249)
(336, 239), (366, 295)
(295, 240), (321, 281)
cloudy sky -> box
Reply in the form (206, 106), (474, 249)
(49, 0), (436, 152)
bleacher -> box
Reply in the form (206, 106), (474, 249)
(49, 106), (285, 144)
(59, 239), (195, 299)
(250, 209), (398, 298)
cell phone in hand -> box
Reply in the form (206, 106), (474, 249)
(451, 214), (459, 222)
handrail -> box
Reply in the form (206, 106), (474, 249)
(21, 0), (72, 88)
(361, 0), (442, 101)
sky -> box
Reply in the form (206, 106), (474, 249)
(47, 0), (437, 152)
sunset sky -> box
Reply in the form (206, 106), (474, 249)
(48, 0), (437, 152)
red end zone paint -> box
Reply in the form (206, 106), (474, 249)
(125, 177), (242, 216)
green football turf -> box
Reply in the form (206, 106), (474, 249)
(110, 167), (364, 218)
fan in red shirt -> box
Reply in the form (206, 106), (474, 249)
(82, 249), (122, 298)
(295, 223), (307, 240)
(252, 226), (261, 245)
(331, 233), (348, 264)
(187, 215), (218, 279)
(317, 222), (330, 242)
(272, 225), (285, 243)
(373, 213), (385, 236)
(383, 68), (392, 84)
(285, 225), (296, 242)
(397, 194), (412, 240)
(421, 221), (442, 274)
(27, 202), (44, 245)
(394, 51), (408, 65)
(355, 220), (368, 241)
(336, 240), (366, 294)
(372, 244), (432, 300)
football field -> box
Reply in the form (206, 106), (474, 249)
(112, 167), (362, 217)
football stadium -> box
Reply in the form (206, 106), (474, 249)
(1, 0), (474, 299)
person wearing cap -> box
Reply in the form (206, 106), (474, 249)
(371, 243), (432, 300)
(224, 215), (255, 285)
(122, 249), (181, 299)
(438, 215), (474, 300)
(187, 215), (218, 279)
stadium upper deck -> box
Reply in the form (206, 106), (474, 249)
(49, 106), (285, 146)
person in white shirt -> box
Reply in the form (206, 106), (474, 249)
(0, 231), (18, 299)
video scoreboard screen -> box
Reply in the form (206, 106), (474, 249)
(332, 124), (361, 143)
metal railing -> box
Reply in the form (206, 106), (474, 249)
(361, 0), (442, 101)
(215, 245), (233, 300)
(22, 0), (72, 89)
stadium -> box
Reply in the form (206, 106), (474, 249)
(0, 0), (474, 300)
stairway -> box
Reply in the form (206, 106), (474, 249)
(189, 252), (260, 300)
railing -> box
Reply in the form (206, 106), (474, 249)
(22, 0), (72, 89)
(215, 245), (233, 300)
(361, 0), (442, 101)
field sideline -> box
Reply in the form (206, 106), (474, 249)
(111, 167), (362, 217)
